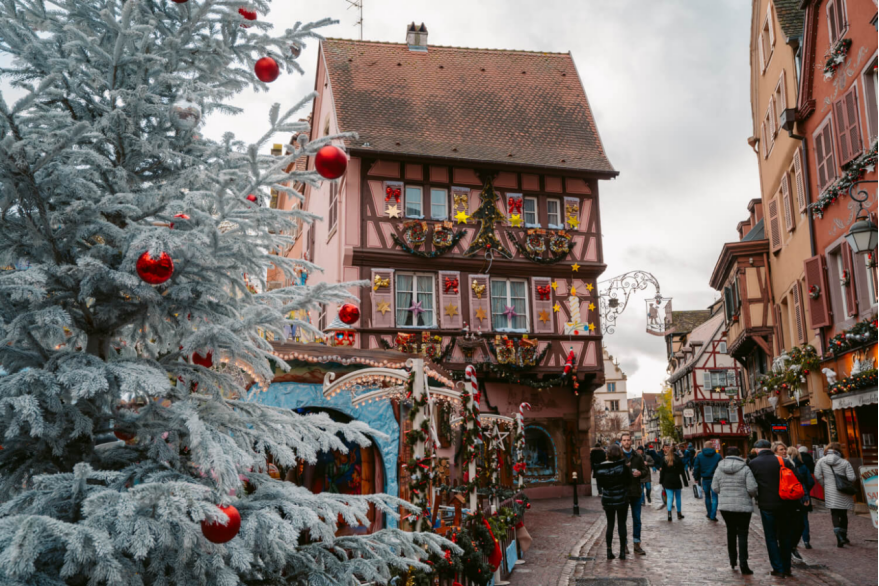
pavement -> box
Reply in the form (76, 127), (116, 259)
(510, 472), (877, 586)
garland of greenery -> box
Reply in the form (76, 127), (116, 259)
(392, 230), (467, 258)
(828, 368), (877, 396)
(458, 383), (483, 496)
(828, 315), (878, 356)
(823, 38), (852, 79)
(754, 344), (820, 396)
(506, 231), (570, 264)
(404, 371), (434, 528)
(810, 141), (877, 218)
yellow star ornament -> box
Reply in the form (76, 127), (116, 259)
(454, 210), (470, 224)
(509, 214), (523, 227)
(571, 264), (580, 272)
(444, 303), (459, 318)
(588, 322), (595, 332)
(376, 301), (391, 315)
(551, 281), (558, 290)
(588, 302), (596, 311)
(538, 310), (550, 324)
(475, 307), (487, 322)
(585, 282), (594, 292)
(386, 204), (401, 218)
(567, 215), (580, 229)
(553, 302), (561, 313)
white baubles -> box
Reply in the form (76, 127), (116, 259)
(170, 98), (202, 131)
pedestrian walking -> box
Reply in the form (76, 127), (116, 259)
(711, 446), (757, 575)
(620, 432), (649, 555)
(748, 439), (798, 578)
(594, 444), (631, 560)
(686, 443), (696, 477)
(637, 446), (654, 504)
(814, 442), (857, 548)
(680, 443), (692, 480)
(590, 442), (607, 496)
(798, 445), (816, 475)
(693, 442), (722, 522)
(788, 448), (814, 557)
(659, 442), (688, 522)
(646, 445), (662, 472)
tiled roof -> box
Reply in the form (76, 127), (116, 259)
(320, 39), (617, 175)
(671, 310), (713, 334)
(773, 0), (805, 40)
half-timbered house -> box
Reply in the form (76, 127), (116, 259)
(289, 26), (617, 498)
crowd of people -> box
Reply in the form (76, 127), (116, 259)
(591, 434), (858, 579)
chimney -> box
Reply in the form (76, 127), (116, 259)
(747, 198), (763, 223)
(406, 22), (428, 52)
(737, 219), (752, 241)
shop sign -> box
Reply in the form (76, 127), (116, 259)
(683, 408), (694, 418)
(771, 423), (788, 432)
(859, 466), (878, 529)
(831, 389), (878, 411)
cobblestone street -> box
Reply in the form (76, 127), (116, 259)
(512, 474), (878, 586)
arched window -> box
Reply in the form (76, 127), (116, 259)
(522, 425), (558, 483)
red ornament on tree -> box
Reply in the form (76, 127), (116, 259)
(246, 194), (258, 203)
(254, 57), (279, 83)
(169, 213), (190, 229)
(238, 7), (257, 25)
(114, 429), (135, 442)
(338, 303), (360, 325)
(192, 351), (213, 368)
(136, 251), (174, 285)
(172, 0), (188, 3)
(201, 504), (241, 544)
(314, 145), (348, 179)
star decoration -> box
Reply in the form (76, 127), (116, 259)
(588, 322), (595, 332)
(538, 310), (550, 324)
(444, 303), (459, 318)
(386, 204), (401, 218)
(502, 305), (518, 320)
(567, 215), (580, 229)
(570, 286), (577, 296)
(551, 281), (558, 291)
(585, 283), (594, 292)
(406, 301), (425, 319)
(509, 214), (523, 227)
(454, 210), (470, 224)
(588, 302), (596, 311)
(475, 307), (487, 322)
(376, 301), (391, 315)
(571, 264), (580, 272)
(553, 303), (561, 313)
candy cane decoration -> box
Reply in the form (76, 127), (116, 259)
(462, 365), (481, 511)
(515, 402), (531, 489)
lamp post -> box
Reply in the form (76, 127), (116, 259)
(572, 472), (580, 516)
(845, 180), (878, 254)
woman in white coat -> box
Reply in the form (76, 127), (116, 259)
(814, 442), (857, 548)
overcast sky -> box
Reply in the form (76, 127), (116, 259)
(2, 0), (761, 398)
(205, 0), (759, 397)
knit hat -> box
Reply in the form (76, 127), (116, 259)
(798, 446), (809, 453)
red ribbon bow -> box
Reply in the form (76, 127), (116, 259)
(444, 277), (459, 293)
(513, 462), (527, 473)
(385, 186), (401, 202)
(507, 197), (523, 214)
(536, 284), (551, 300)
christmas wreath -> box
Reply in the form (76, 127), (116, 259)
(809, 284), (821, 300)
(507, 230), (572, 264)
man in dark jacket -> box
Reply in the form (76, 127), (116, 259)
(748, 439), (797, 578)
(590, 443), (606, 495)
(620, 432), (649, 556)
(646, 445), (662, 472)
(798, 446), (815, 475)
(693, 444), (722, 521)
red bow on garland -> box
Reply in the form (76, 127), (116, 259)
(513, 462), (527, 474)
(444, 277), (459, 293)
(385, 186), (401, 202)
(507, 197), (523, 214)
(536, 284), (551, 300)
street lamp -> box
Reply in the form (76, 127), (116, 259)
(845, 181), (878, 254)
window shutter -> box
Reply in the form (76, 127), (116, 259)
(767, 198), (782, 252)
(803, 255), (832, 328)
(774, 304), (785, 355)
(758, 32), (766, 71)
(767, 8), (775, 46)
(382, 181), (403, 216)
(468, 274), (491, 333)
(704, 405), (714, 423)
(703, 371), (711, 389)
(564, 197), (580, 231)
(531, 277), (554, 334)
(769, 98), (777, 138)
(370, 269), (395, 328)
(843, 85), (863, 162)
(794, 147), (807, 212)
(815, 128), (828, 189)
(761, 121), (769, 159)
(834, 0), (846, 40)
(792, 281), (806, 344)
(822, 122), (836, 185)
(730, 406), (739, 423)
(840, 242), (859, 317)
(438, 271), (463, 329)
(834, 98), (852, 165)
(723, 287), (733, 321)
(827, 0), (839, 43)
(778, 70), (787, 112)
(864, 69), (878, 141)
(781, 174), (794, 232)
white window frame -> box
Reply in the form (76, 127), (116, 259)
(729, 406), (739, 424)
(547, 199), (562, 229)
(827, 245), (849, 318)
(523, 196), (539, 227)
(826, 0), (848, 45)
(490, 278), (530, 332)
(718, 341), (727, 354)
(404, 185), (423, 219)
(430, 188), (448, 220)
(394, 272), (437, 328)
(704, 405), (714, 423)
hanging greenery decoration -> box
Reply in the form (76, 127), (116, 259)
(827, 315), (878, 356)
(507, 230), (572, 264)
(810, 141), (877, 218)
(392, 229), (466, 258)
(828, 368), (878, 396)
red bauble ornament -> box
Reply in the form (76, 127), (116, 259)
(136, 251), (174, 285)
(201, 504), (241, 544)
(525, 502), (531, 509)
(192, 351), (213, 368)
(246, 194), (258, 203)
(238, 7), (257, 25)
(254, 57), (280, 83)
(172, 0), (188, 3)
(114, 429), (135, 441)
(338, 303), (360, 325)
(314, 145), (348, 179)
(169, 213), (190, 229)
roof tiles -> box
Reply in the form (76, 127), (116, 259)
(320, 39), (617, 175)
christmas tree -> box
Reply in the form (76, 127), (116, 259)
(0, 1), (452, 583)
(462, 173), (513, 259)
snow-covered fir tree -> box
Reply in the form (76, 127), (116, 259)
(0, 0), (453, 583)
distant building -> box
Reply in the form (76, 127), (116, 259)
(641, 393), (661, 446)
(592, 347), (629, 443)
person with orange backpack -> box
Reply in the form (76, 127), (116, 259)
(748, 439), (804, 579)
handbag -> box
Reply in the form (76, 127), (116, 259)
(828, 461), (857, 496)
(693, 484), (703, 499)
